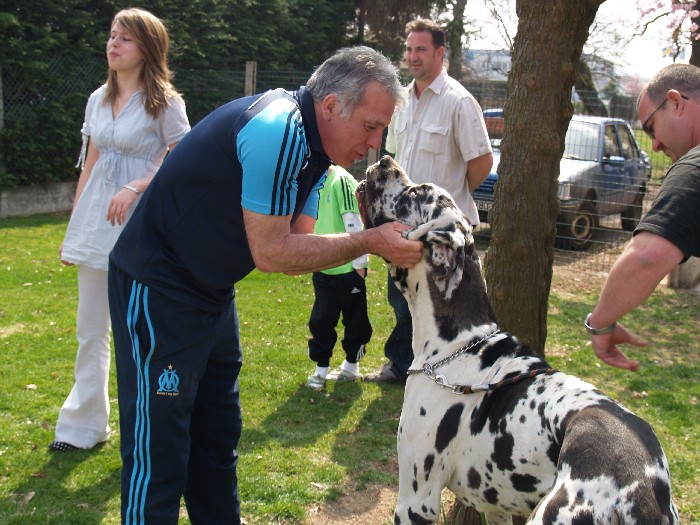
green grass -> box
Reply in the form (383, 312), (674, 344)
(1, 213), (698, 524)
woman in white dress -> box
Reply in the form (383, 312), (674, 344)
(50, 8), (190, 451)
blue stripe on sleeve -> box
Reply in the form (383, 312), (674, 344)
(238, 98), (308, 216)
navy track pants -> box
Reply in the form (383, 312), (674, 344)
(109, 262), (243, 525)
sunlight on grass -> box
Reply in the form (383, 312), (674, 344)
(0, 213), (697, 524)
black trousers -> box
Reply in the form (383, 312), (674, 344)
(308, 270), (372, 367)
(384, 270), (413, 381)
(109, 262), (242, 525)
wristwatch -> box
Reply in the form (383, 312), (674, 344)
(584, 313), (617, 335)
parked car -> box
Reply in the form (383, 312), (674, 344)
(473, 111), (651, 250)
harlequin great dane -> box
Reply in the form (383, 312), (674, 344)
(357, 156), (678, 525)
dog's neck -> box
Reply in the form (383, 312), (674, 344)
(399, 249), (498, 367)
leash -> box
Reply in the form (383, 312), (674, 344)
(407, 330), (556, 395)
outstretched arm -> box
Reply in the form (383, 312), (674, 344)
(588, 231), (684, 371)
(243, 209), (422, 274)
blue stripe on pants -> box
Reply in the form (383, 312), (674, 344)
(125, 281), (155, 524)
(109, 260), (243, 525)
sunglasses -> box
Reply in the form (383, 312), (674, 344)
(642, 94), (689, 139)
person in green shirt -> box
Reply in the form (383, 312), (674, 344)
(306, 165), (373, 389)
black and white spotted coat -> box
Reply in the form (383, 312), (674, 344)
(357, 156), (678, 525)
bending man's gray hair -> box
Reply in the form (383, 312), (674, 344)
(306, 46), (406, 119)
(638, 63), (700, 106)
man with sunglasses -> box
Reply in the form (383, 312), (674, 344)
(585, 63), (700, 371)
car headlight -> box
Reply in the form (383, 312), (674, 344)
(558, 182), (571, 200)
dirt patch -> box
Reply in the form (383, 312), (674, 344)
(304, 485), (396, 525)
(304, 485), (456, 525)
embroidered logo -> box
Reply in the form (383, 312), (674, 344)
(157, 365), (180, 396)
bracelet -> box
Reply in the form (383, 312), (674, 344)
(123, 184), (141, 195)
(584, 313), (617, 335)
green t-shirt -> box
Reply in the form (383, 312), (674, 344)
(315, 165), (363, 275)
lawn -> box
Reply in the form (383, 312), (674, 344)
(0, 212), (697, 524)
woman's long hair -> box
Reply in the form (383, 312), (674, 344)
(104, 8), (181, 119)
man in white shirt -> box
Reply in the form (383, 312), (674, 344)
(364, 18), (493, 383)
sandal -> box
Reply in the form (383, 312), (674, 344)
(48, 441), (79, 452)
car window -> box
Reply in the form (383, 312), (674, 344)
(603, 125), (621, 159)
(564, 121), (598, 161)
(618, 125), (638, 160)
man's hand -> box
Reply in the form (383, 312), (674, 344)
(370, 222), (422, 269)
(590, 323), (647, 372)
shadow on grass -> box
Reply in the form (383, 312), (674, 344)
(242, 382), (364, 448)
(2, 445), (120, 524)
(330, 382), (404, 482)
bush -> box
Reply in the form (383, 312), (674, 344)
(0, 93), (85, 189)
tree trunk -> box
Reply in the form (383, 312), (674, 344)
(445, 503), (481, 523)
(447, 0), (468, 81)
(355, 1), (366, 44)
(690, 10), (700, 68)
(448, 5), (606, 521)
(575, 59), (608, 116)
(482, 0), (604, 355)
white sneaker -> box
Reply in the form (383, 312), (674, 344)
(306, 374), (326, 389)
(326, 366), (362, 383)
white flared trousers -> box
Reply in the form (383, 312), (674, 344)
(54, 265), (111, 448)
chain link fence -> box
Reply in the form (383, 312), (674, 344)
(1, 56), (672, 271)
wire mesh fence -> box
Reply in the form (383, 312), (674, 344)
(470, 106), (667, 271)
(1, 56), (672, 273)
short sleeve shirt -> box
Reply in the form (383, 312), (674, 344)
(62, 86), (190, 270)
(314, 165), (361, 275)
(635, 144), (700, 261)
(385, 69), (492, 224)
(110, 88), (330, 311)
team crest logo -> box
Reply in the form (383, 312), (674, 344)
(157, 365), (180, 396)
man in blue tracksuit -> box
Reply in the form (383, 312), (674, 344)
(108, 46), (421, 525)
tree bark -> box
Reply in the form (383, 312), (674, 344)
(690, 10), (700, 67)
(447, 3), (605, 524)
(447, 0), (468, 81)
(355, 1), (366, 44)
(575, 59), (608, 116)
(483, 0), (605, 355)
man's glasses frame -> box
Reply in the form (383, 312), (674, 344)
(642, 94), (689, 139)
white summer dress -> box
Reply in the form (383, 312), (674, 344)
(62, 85), (190, 270)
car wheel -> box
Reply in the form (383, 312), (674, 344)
(621, 186), (645, 232)
(556, 201), (598, 251)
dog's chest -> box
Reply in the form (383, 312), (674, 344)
(397, 371), (613, 508)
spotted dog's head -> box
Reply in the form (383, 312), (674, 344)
(358, 155), (477, 304)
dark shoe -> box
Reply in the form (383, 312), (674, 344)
(48, 441), (79, 452)
(363, 362), (400, 383)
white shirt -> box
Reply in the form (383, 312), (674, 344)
(62, 85), (190, 270)
(385, 69), (492, 224)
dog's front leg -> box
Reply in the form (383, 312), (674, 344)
(394, 408), (447, 524)
(393, 482), (442, 524)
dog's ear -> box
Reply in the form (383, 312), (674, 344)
(426, 230), (465, 301)
(406, 215), (467, 301)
